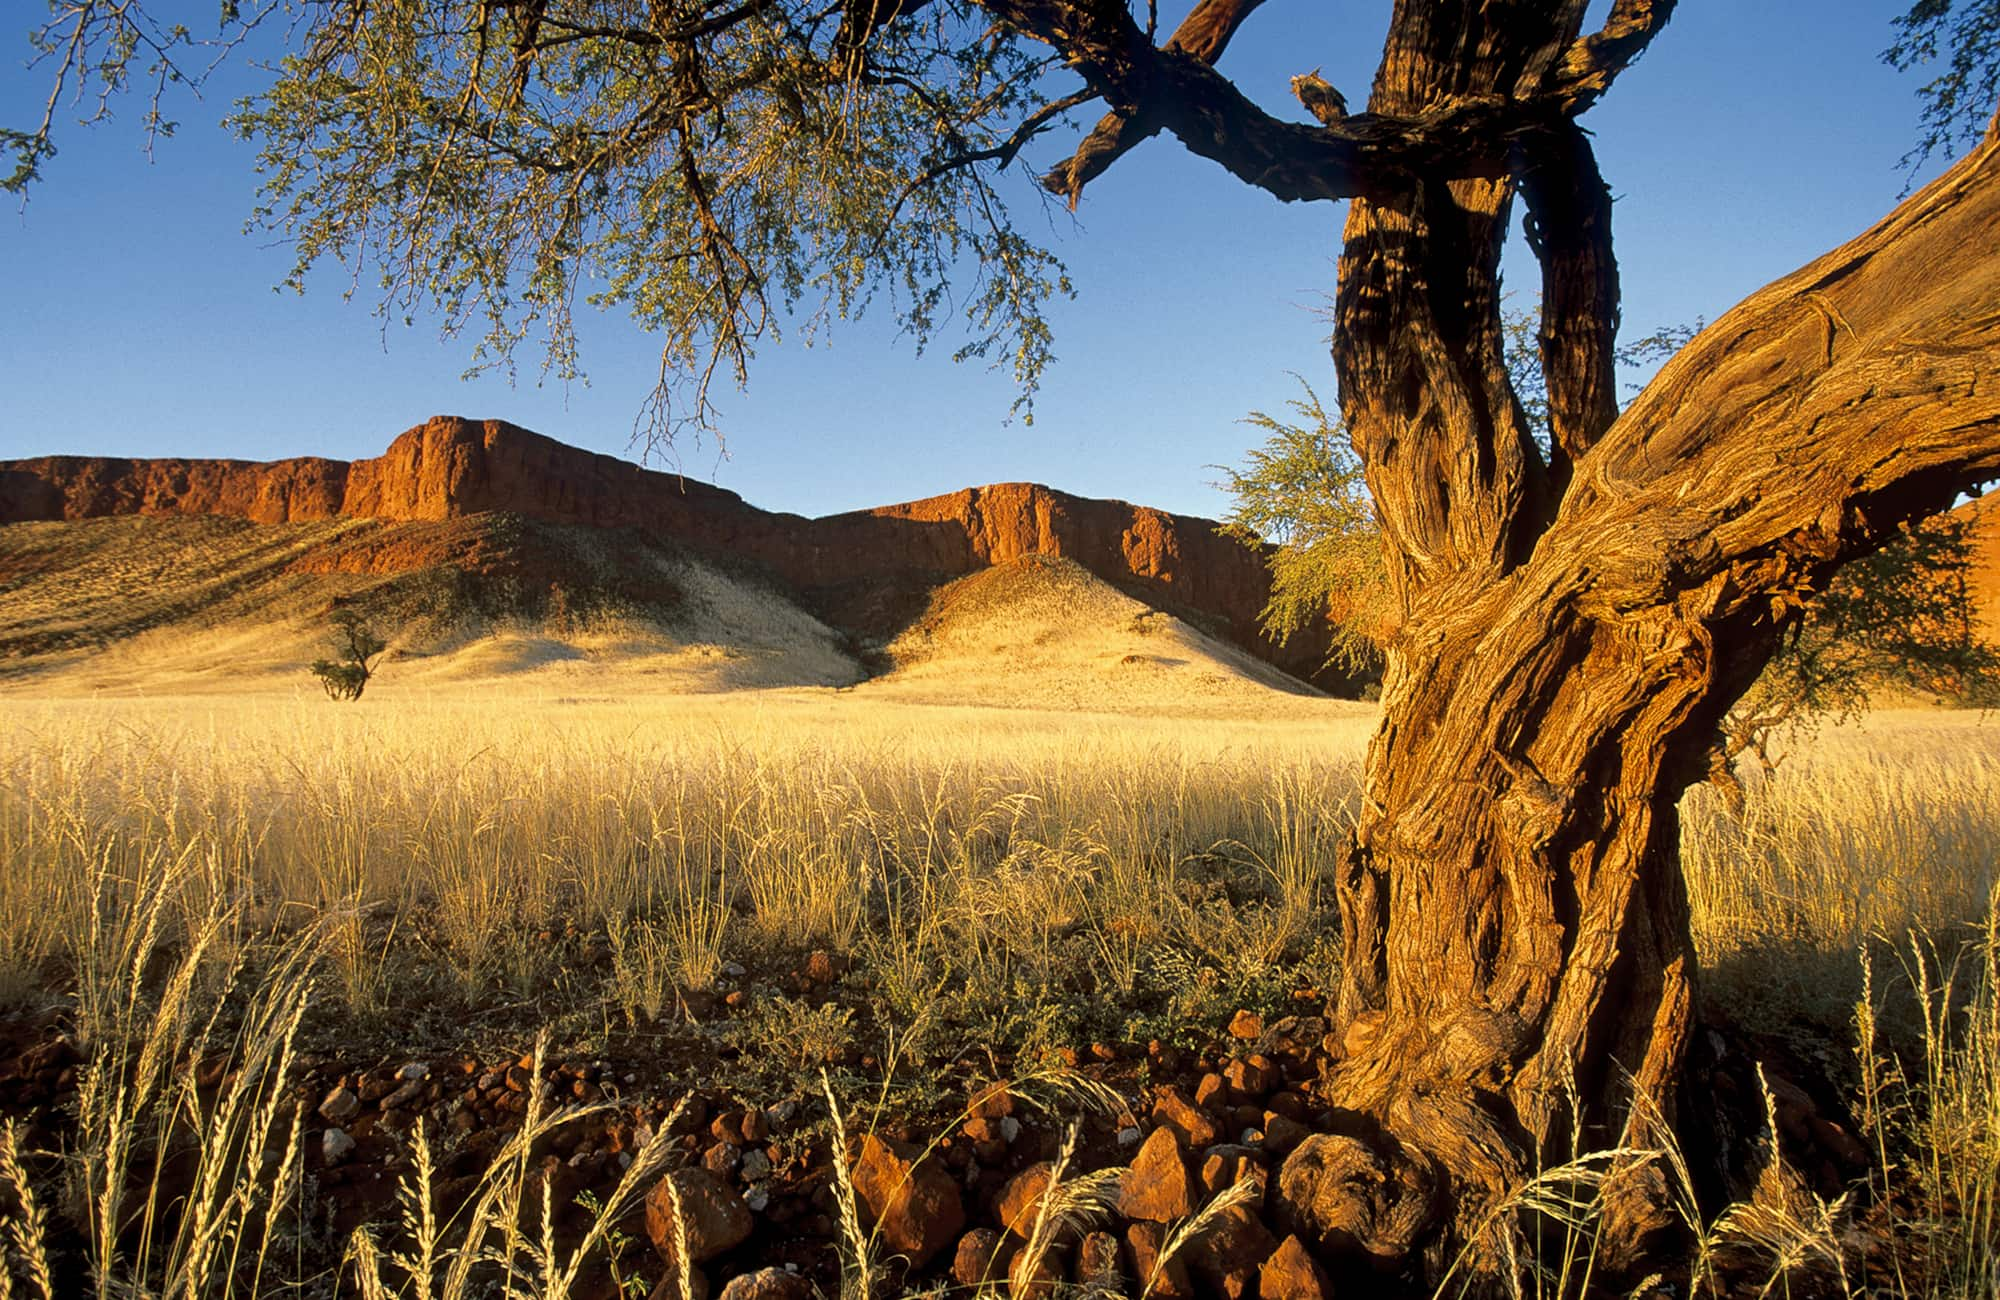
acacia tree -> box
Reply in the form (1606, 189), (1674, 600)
(17, 0), (2000, 1275)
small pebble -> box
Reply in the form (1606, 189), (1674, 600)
(744, 1185), (770, 1212)
(741, 1149), (772, 1181)
(721, 961), (747, 977)
(397, 1062), (430, 1081)
(999, 1116), (1021, 1144)
(1115, 1126), (1143, 1149)
(322, 1128), (357, 1165)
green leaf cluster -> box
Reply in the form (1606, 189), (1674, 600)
(1214, 380), (1388, 675)
(224, 0), (1074, 438)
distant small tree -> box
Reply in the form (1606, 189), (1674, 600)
(308, 609), (387, 702)
(1215, 381), (1389, 677)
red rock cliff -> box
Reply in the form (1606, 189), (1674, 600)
(1, 416), (1331, 682)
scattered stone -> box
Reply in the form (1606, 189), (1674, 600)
(1008, 1242), (1066, 1300)
(319, 1086), (361, 1125)
(849, 1133), (965, 1269)
(804, 951), (838, 983)
(1194, 1073), (1230, 1110)
(396, 1061), (429, 1081)
(1115, 1126), (1143, 1150)
(1120, 1128), (1196, 1222)
(1185, 1204), (1278, 1300)
(969, 1080), (1015, 1120)
(744, 1185), (771, 1214)
(716, 1268), (811, 1300)
(1075, 1230), (1122, 1289)
(1266, 1091), (1309, 1122)
(998, 1116), (1022, 1145)
(645, 1168), (754, 1265)
(1259, 1234), (1333, 1300)
(1151, 1086), (1222, 1149)
(1228, 1010), (1264, 1040)
(741, 1149), (772, 1182)
(1262, 1113), (1311, 1156)
(322, 1127), (357, 1166)
(1123, 1221), (1195, 1300)
(381, 1079), (426, 1111)
(646, 1265), (711, 1300)
(1224, 1055), (1279, 1098)
(720, 961), (747, 978)
(1199, 1146), (1268, 1203)
(702, 1144), (742, 1178)
(952, 1228), (1015, 1288)
(995, 1163), (1055, 1239)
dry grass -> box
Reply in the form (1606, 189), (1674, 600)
(0, 680), (1995, 1297)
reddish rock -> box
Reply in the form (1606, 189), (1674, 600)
(0, 416), (1348, 687)
(1184, 1205), (1279, 1300)
(1123, 1221), (1195, 1300)
(848, 1133), (965, 1269)
(644, 1168), (754, 1265)
(1194, 1073), (1231, 1110)
(1262, 1112), (1311, 1156)
(1008, 1243), (1067, 1300)
(1075, 1231), (1122, 1289)
(1151, 1087), (1222, 1150)
(1199, 1146), (1269, 1204)
(1120, 1128), (1197, 1222)
(951, 1228), (1016, 1287)
(1259, 1234), (1333, 1300)
(969, 1080), (1016, 1120)
(1228, 1011), (1264, 1041)
(1223, 1055), (1279, 1098)
(995, 1162), (1058, 1239)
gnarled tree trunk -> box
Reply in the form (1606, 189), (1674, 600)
(1317, 31), (2000, 1268)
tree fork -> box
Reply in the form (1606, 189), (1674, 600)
(1311, 117), (2000, 1272)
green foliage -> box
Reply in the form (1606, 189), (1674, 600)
(308, 607), (388, 701)
(1728, 509), (2000, 762)
(1887, 0), (2000, 177)
(1214, 380), (1388, 674)
(13, 0), (1075, 437)
(226, 0), (1069, 436)
(1223, 312), (1998, 730)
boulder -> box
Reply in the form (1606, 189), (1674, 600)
(645, 1168), (754, 1265)
(1120, 1128), (1196, 1222)
(1258, 1234), (1333, 1300)
(848, 1133), (965, 1269)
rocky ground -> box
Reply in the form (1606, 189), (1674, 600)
(0, 949), (1884, 1300)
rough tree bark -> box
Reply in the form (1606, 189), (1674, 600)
(1012, 0), (2000, 1275)
(1323, 29), (2000, 1279)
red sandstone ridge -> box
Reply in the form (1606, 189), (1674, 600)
(0, 416), (1338, 685)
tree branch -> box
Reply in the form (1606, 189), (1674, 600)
(1038, 0), (1268, 204)
(1555, 128), (2000, 623)
(1517, 121), (1620, 486)
(1550, 0), (1678, 112)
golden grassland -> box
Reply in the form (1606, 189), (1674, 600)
(0, 687), (1995, 1297)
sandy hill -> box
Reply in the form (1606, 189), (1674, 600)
(859, 554), (1323, 713)
(0, 417), (1351, 705)
(0, 512), (862, 695)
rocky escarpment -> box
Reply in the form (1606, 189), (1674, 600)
(1, 416), (1338, 685)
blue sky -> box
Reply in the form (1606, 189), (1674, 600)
(0, 3), (1961, 520)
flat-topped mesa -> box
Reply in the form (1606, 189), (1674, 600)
(0, 415), (1331, 683)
